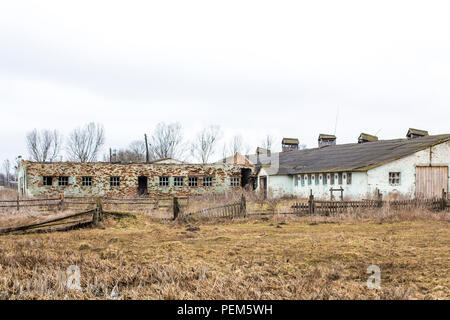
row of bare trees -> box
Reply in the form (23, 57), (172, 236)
(109, 122), (272, 164)
(24, 121), (280, 164)
(26, 123), (105, 162)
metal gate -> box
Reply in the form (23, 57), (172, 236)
(415, 166), (448, 199)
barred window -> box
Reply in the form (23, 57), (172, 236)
(82, 176), (92, 186)
(203, 177), (213, 187)
(159, 176), (169, 186)
(307, 174), (312, 185)
(315, 174), (319, 185)
(300, 175), (305, 186)
(230, 177), (240, 187)
(330, 173), (335, 185)
(347, 172), (352, 185)
(174, 176), (184, 186)
(338, 173), (343, 185)
(389, 172), (401, 185)
(323, 174), (327, 185)
(110, 176), (120, 187)
(43, 176), (53, 186)
(58, 176), (69, 186)
(188, 177), (198, 187)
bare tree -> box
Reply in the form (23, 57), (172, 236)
(261, 134), (274, 151)
(26, 129), (62, 162)
(190, 125), (222, 163)
(148, 122), (184, 159)
(67, 123), (105, 162)
(113, 141), (147, 162)
(229, 135), (243, 155)
(2, 159), (11, 187)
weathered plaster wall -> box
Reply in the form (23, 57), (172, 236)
(19, 161), (249, 198)
(367, 140), (450, 198)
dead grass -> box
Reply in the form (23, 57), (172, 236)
(0, 207), (448, 300)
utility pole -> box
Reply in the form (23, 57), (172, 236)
(109, 148), (112, 163)
(144, 134), (149, 163)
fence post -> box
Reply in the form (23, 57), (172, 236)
(240, 194), (247, 217)
(58, 193), (64, 211)
(441, 188), (446, 211)
(173, 197), (180, 220)
(16, 196), (20, 211)
(377, 189), (383, 208)
(95, 197), (103, 221)
(309, 189), (315, 214)
(154, 196), (159, 210)
(340, 187), (343, 201)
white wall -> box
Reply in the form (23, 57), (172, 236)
(257, 140), (450, 199)
(292, 171), (368, 200)
(367, 140), (450, 198)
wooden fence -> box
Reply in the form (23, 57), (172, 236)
(179, 195), (247, 221)
(292, 189), (449, 215)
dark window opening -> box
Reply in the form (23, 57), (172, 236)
(174, 176), (184, 186)
(231, 177), (240, 187)
(203, 177), (213, 187)
(389, 172), (401, 185)
(347, 173), (352, 184)
(110, 176), (120, 187)
(188, 177), (198, 187)
(82, 176), (92, 186)
(58, 176), (68, 186)
(159, 176), (169, 187)
(43, 176), (53, 186)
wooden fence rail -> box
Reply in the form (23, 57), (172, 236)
(292, 189), (448, 215)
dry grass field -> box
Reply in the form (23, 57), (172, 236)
(0, 207), (448, 300)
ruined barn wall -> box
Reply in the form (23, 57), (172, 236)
(21, 161), (249, 198)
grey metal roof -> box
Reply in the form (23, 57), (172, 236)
(273, 134), (450, 175)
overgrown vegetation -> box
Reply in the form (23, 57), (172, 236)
(0, 207), (448, 299)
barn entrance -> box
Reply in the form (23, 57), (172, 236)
(137, 176), (148, 196)
(415, 166), (448, 199)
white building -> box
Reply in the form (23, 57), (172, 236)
(255, 130), (450, 200)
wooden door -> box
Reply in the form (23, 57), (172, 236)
(415, 166), (448, 199)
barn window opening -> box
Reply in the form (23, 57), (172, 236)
(314, 174), (319, 185)
(58, 176), (69, 186)
(110, 176), (120, 187)
(323, 174), (327, 185)
(301, 175), (305, 186)
(174, 176), (184, 186)
(231, 177), (240, 187)
(330, 173), (335, 185)
(203, 177), (213, 187)
(159, 176), (169, 187)
(188, 177), (198, 187)
(347, 173), (352, 184)
(338, 173), (343, 185)
(43, 176), (53, 186)
(82, 176), (92, 186)
(307, 174), (312, 185)
(389, 172), (401, 185)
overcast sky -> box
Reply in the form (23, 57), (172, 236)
(1, 1), (450, 166)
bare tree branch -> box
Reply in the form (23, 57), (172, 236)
(26, 129), (62, 162)
(67, 123), (105, 162)
(148, 122), (184, 160)
(190, 125), (222, 164)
